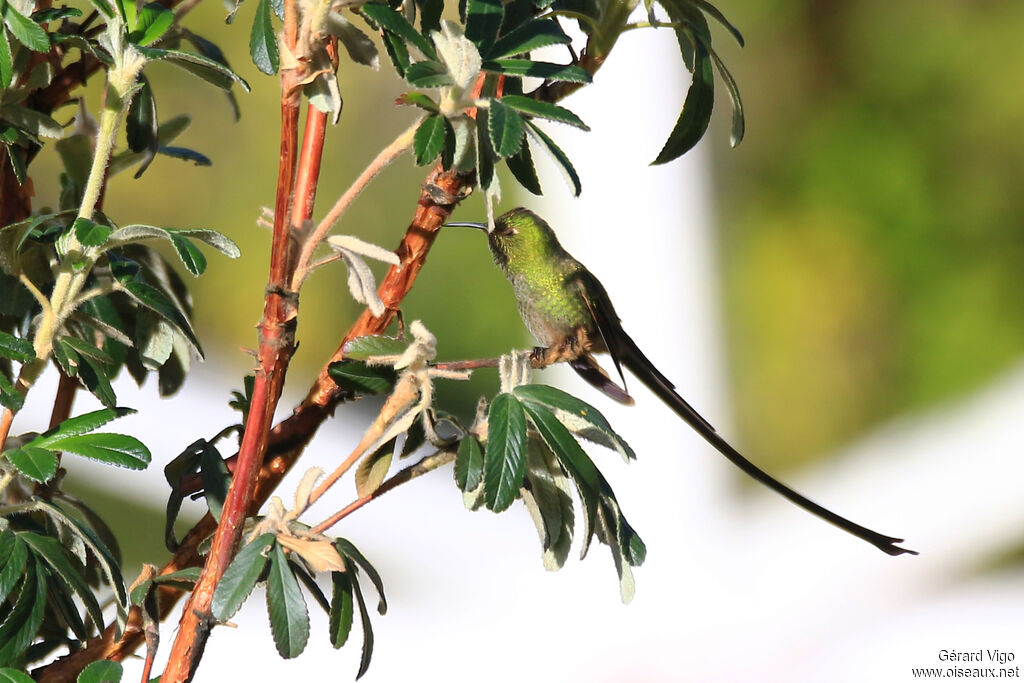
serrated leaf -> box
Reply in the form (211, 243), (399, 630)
(77, 660), (123, 683)
(137, 46), (251, 93)
(522, 438), (574, 570)
(126, 75), (158, 178)
(487, 98), (524, 158)
(652, 16), (714, 165)
(454, 435), (483, 492)
(412, 114), (448, 166)
(108, 225), (240, 259)
(4, 447), (58, 482)
(200, 441), (229, 521)
(514, 384), (635, 460)
(0, 104), (63, 139)
(431, 20), (480, 90)
(0, 532), (26, 605)
(121, 279), (203, 355)
(360, 3), (435, 59)
(500, 95), (589, 130)
(475, 108), (495, 190)
(0, 558), (46, 667)
(72, 218), (111, 247)
(464, 0), (502, 54)
(328, 360), (397, 395)
(3, 4), (49, 52)
(343, 335), (407, 361)
(266, 543), (309, 658)
(32, 407), (135, 446)
(211, 533), (275, 621)
(404, 60), (453, 88)
(338, 554), (376, 678)
(481, 58), (590, 83)
(334, 539), (386, 615)
(45, 433), (150, 470)
(250, 0), (279, 74)
(0, 27), (13, 89)
(0, 330), (34, 363)
(130, 567), (201, 605)
(394, 91), (439, 112)
(487, 19), (570, 59)
(525, 120), (580, 196)
(20, 532), (105, 633)
(77, 354), (117, 407)
(0, 667), (34, 683)
(327, 13), (379, 69)
(59, 336), (114, 365)
(329, 569), (355, 648)
(505, 137), (541, 195)
(0, 373), (23, 411)
(133, 3), (174, 45)
(169, 234), (207, 276)
(690, 0), (744, 46)
(380, 31), (410, 77)
(483, 393), (527, 512)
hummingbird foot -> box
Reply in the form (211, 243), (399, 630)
(529, 328), (594, 368)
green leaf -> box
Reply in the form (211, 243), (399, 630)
(0, 373), (22, 412)
(0, 26), (13, 89)
(334, 539), (386, 615)
(250, 0), (279, 75)
(0, 104), (63, 139)
(355, 438), (395, 498)
(652, 25), (714, 164)
(77, 660), (123, 683)
(513, 384), (635, 461)
(169, 234), (207, 276)
(487, 19), (569, 59)
(464, 0), (502, 54)
(125, 76), (158, 178)
(359, 3), (435, 60)
(475, 108), (495, 190)
(483, 393), (528, 512)
(343, 335), (407, 361)
(0, 532), (27, 605)
(329, 570), (355, 648)
(500, 95), (589, 130)
(454, 435), (483, 492)
(3, 5), (49, 52)
(0, 330), (34, 363)
(108, 224), (240, 259)
(525, 120), (580, 196)
(59, 336), (114, 366)
(77, 355), (117, 407)
(707, 43), (743, 147)
(21, 532), (105, 632)
(487, 99), (525, 158)
(380, 31), (410, 77)
(328, 360), (397, 395)
(72, 218), (111, 247)
(4, 447), (58, 483)
(395, 91), (439, 112)
(522, 438), (574, 570)
(412, 114), (449, 166)
(0, 667), (35, 683)
(340, 556), (375, 679)
(211, 533), (275, 621)
(505, 137), (541, 195)
(132, 3), (174, 45)
(0, 558), (46, 667)
(404, 59), (453, 88)
(482, 59), (590, 83)
(121, 279), (203, 355)
(33, 407), (135, 445)
(137, 46), (251, 93)
(130, 567), (202, 605)
(689, 0), (744, 46)
(44, 433), (150, 470)
(266, 543), (309, 658)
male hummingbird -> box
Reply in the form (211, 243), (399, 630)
(448, 207), (914, 556)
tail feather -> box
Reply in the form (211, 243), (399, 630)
(617, 332), (916, 557)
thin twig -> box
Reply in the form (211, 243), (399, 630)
(310, 450), (455, 534)
(292, 118), (421, 288)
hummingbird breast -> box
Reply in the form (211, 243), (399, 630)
(508, 267), (592, 348)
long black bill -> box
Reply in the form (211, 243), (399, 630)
(444, 221), (488, 231)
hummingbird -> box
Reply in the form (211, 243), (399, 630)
(447, 207), (915, 557)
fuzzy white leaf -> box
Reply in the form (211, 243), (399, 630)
(326, 235), (400, 265)
(432, 20), (481, 91)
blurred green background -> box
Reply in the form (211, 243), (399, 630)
(28, 0), (1024, 566)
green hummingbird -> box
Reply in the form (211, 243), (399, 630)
(448, 207), (915, 557)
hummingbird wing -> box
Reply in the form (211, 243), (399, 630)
(572, 271), (915, 557)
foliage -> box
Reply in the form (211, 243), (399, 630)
(0, 0), (742, 678)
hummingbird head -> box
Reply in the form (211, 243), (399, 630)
(447, 207), (561, 274)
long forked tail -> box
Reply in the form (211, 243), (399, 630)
(617, 336), (916, 557)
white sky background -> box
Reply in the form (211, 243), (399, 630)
(15, 19), (1024, 683)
